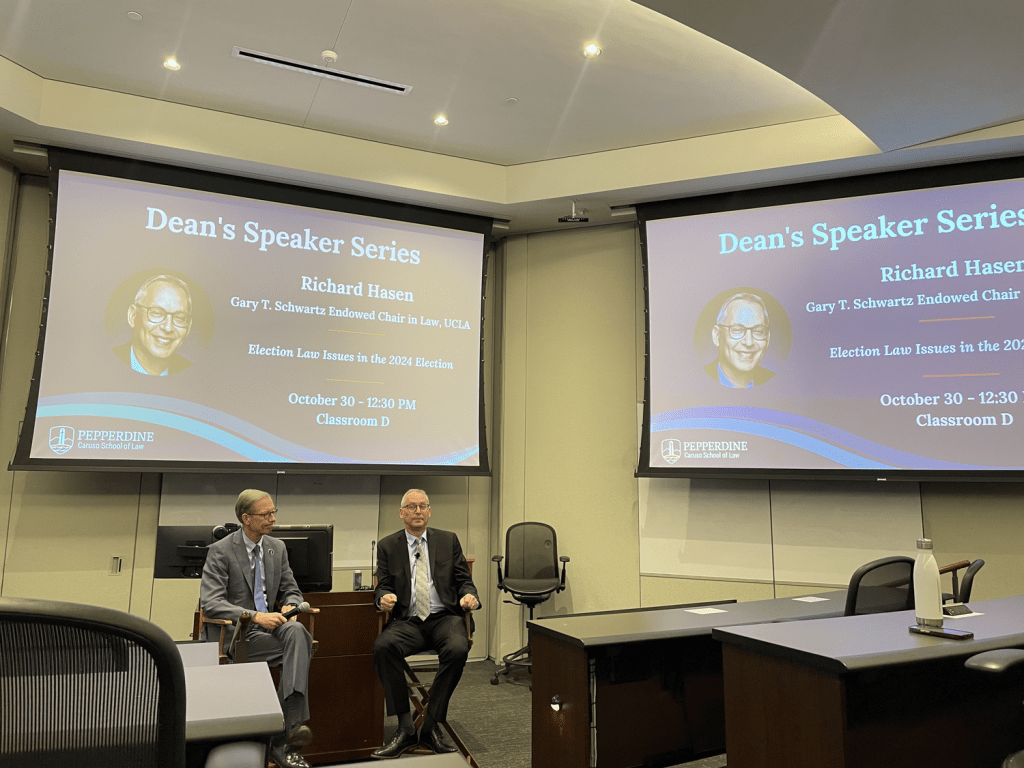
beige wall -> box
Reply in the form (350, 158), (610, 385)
(2, 168), (1024, 668)
(492, 225), (642, 661)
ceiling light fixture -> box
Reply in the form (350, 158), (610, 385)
(583, 43), (602, 58)
(434, 115), (449, 126)
(126, 11), (142, 21)
(322, 50), (337, 65)
(164, 58), (181, 71)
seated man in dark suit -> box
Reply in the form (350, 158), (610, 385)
(200, 489), (314, 768)
(371, 489), (480, 759)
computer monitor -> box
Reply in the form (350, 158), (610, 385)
(154, 522), (333, 592)
(272, 524), (334, 593)
(154, 525), (215, 579)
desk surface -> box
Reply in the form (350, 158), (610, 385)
(713, 593), (1024, 675)
(527, 591), (846, 648)
(184, 662), (283, 741)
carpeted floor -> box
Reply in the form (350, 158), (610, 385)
(376, 658), (726, 768)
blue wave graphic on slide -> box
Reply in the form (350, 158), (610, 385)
(38, 393), (478, 465)
(652, 406), (1004, 470)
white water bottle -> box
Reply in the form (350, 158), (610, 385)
(913, 538), (943, 627)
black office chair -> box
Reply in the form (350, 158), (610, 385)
(965, 649), (1024, 768)
(943, 558), (985, 604)
(491, 522), (569, 685)
(844, 555), (915, 616)
(0, 595), (186, 768)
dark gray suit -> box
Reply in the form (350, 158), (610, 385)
(200, 529), (312, 726)
(373, 527), (479, 723)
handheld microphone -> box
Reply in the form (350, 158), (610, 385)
(281, 601), (311, 620)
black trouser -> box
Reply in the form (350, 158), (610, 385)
(373, 612), (469, 724)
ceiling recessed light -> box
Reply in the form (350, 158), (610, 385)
(164, 57), (181, 71)
(583, 43), (602, 58)
(506, 97), (519, 105)
(126, 11), (143, 21)
(434, 115), (449, 126)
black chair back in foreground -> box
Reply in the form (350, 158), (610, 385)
(491, 521), (569, 684)
(0, 595), (186, 768)
(965, 649), (1024, 768)
(844, 555), (915, 616)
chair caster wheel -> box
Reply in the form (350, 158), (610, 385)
(491, 675), (500, 685)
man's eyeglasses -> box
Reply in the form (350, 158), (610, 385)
(402, 504), (430, 512)
(719, 323), (769, 341)
(246, 508), (278, 518)
(135, 303), (192, 328)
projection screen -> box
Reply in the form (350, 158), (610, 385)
(640, 158), (1024, 480)
(12, 153), (490, 473)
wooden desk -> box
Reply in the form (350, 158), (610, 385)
(528, 592), (846, 768)
(299, 590), (385, 765)
(714, 594), (1024, 768)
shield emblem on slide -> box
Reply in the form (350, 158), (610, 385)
(49, 426), (76, 455)
(661, 438), (681, 464)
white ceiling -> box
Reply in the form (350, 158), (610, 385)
(1, 0), (1023, 235)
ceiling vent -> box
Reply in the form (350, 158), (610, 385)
(232, 47), (412, 95)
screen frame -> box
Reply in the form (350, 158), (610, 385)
(10, 149), (492, 475)
(637, 153), (1024, 482)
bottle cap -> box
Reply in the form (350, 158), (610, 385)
(917, 538), (933, 549)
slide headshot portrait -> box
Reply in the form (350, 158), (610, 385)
(704, 292), (775, 388)
(113, 274), (193, 375)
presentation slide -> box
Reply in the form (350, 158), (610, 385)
(645, 175), (1024, 473)
(22, 170), (486, 468)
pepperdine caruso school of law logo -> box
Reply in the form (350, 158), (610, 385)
(661, 438), (681, 464)
(49, 426), (76, 455)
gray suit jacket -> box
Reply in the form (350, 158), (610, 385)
(199, 529), (304, 641)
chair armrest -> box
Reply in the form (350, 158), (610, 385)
(558, 556), (569, 591)
(492, 555), (505, 591)
(231, 612), (253, 663)
(196, 608), (234, 664)
(939, 560), (971, 574)
(965, 649), (1024, 674)
(939, 560), (972, 603)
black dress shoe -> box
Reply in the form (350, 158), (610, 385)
(420, 724), (458, 754)
(287, 725), (313, 747)
(371, 729), (418, 759)
(269, 745), (311, 768)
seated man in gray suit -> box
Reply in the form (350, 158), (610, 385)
(200, 489), (314, 768)
(371, 489), (480, 759)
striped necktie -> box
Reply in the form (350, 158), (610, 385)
(412, 538), (429, 621)
(253, 544), (268, 613)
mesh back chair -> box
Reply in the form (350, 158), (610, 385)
(0, 595), (186, 768)
(844, 556), (915, 616)
(491, 522), (568, 685)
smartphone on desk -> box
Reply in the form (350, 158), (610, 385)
(909, 625), (974, 640)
